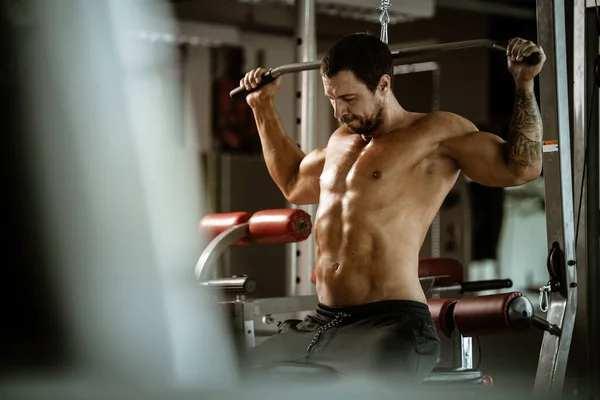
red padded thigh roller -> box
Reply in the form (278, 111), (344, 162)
(453, 292), (524, 337)
(249, 209), (312, 244)
(419, 258), (463, 286)
(199, 212), (252, 245)
(427, 298), (457, 338)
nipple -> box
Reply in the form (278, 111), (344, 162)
(373, 171), (382, 179)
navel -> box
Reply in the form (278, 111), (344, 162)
(331, 262), (340, 271)
(372, 170), (382, 179)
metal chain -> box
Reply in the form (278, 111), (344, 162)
(378, 0), (391, 44)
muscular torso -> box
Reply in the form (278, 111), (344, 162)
(314, 113), (460, 306)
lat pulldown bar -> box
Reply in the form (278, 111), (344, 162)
(229, 39), (542, 99)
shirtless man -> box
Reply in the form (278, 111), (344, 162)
(240, 33), (545, 384)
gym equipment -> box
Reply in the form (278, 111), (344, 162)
(533, 0), (578, 395)
(378, 0), (391, 44)
(195, 209), (559, 387)
(228, 292), (550, 387)
(572, 2), (600, 396)
(229, 39), (542, 99)
(199, 210), (514, 298)
(196, 209), (312, 282)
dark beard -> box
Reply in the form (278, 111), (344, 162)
(341, 108), (383, 135)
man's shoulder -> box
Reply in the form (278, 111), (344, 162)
(422, 111), (475, 127)
(420, 111), (478, 138)
(329, 125), (353, 140)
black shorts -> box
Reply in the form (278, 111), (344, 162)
(243, 300), (440, 385)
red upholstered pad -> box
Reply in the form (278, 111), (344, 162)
(310, 257), (464, 285)
(427, 298), (457, 339)
(199, 212), (252, 246)
(249, 209), (312, 244)
(418, 257), (463, 286)
(453, 292), (524, 337)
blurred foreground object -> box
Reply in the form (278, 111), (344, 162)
(0, 0), (237, 392)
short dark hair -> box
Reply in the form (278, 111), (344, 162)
(320, 33), (393, 93)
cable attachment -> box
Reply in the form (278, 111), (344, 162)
(539, 282), (551, 313)
(378, 0), (391, 44)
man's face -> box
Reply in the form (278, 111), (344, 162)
(322, 70), (383, 135)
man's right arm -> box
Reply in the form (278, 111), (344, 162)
(251, 100), (325, 205)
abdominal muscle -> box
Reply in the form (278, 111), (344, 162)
(313, 193), (429, 307)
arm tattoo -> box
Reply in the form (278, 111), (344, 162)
(507, 87), (543, 167)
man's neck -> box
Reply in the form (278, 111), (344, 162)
(372, 100), (409, 137)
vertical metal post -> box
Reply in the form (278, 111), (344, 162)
(288, 0), (317, 297)
(534, 0), (578, 395)
(584, 2), (600, 395)
(461, 337), (473, 369)
(431, 67), (441, 257)
(572, 0), (589, 395)
(451, 332), (473, 370)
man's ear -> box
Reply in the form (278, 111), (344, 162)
(378, 74), (392, 92)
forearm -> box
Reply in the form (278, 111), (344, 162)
(252, 100), (306, 195)
(506, 80), (543, 176)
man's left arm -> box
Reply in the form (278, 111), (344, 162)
(440, 37), (546, 187)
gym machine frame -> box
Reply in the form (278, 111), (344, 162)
(572, 0), (599, 397)
(534, 0), (578, 396)
(196, 221), (513, 365)
(290, 0), (317, 298)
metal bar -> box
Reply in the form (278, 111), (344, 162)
(420, 276), (448, 296)
(244, 320), (256, 347)
(534, 0), (578, 395)
(269, 40), (509, 76)
(431, 66), (441, 257)
(393, 61), (439, 75)
(199, 276), (257, 294)
(585, 5), (600, 396)
(461, 336), (473, 369)
(430, 284), (462, 293)
(291, 0), (317, 297)
(429, 279), (513, 294)
(229, 40), (539, 99)
(451, 331), (473, 370)
(437, 0), (537, 20)
(231, 300), (250, 353)
(194, 223), (249, 281)
(572, 0), (589, 395)
(221, 154), (232, 277)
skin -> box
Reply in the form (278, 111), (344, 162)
(241, 37), (545, 307)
